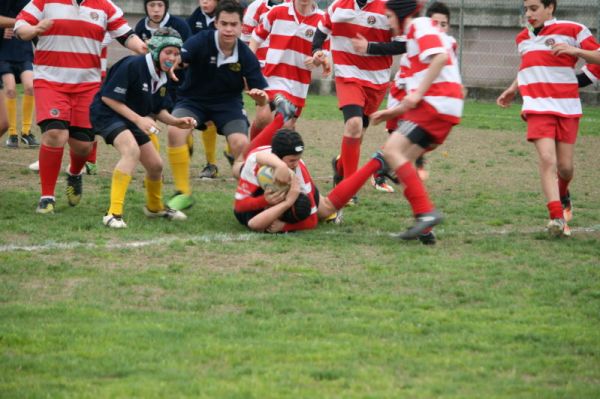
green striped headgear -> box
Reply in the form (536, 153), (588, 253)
(148, 27), (183, 62)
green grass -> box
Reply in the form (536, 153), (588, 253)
(1, 97), (600, 398)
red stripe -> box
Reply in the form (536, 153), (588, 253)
(34, 80), (100, 93)
(44, 20), (105, 41)
(417, 34), (443, 53)
(268, 34), (312, 54)
(107, 18), (129, 35)
(35, 51), (101, 69)
(333, 22), (391, 42)
(390, 85), (406, 100)
(426, 82), (464, 99)
(520, 50), (576, 68)
(266, 89), (305, 107)
(581, 36), (600, 51)
(332, 50), (391, 71)
(16, 10), (39, 25)
(263, 63), (311, 84)
(256, 47), (267, 61)
(519, 82), (579, 99)
(540, 22), (584, 37)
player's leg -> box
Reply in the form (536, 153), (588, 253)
(19, 68), (38, 147)
(2, 72), (18, 147)
(0, 80), (7, 137)
(65, 129), (94, 207)
(556, 141), (574, 222)
(36, 119), (69, 213)
(199, 122), (219, 179)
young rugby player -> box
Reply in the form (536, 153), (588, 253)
(0, 2), (18, 138)
(306, 0), (394, 205)
(91, 28), (195, 229)
(0, 0), (38, 149)
(497, 0), (600, 237)
(15, 0), (147, 214)
(166, 0), (269, 211)
(370, 0), (464, 243)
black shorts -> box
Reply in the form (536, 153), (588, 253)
(93, 116), (151, 146)
(172, 98), (249, 136)
(0, 61), (33, 83)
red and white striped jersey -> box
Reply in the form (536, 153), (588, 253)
(242, 0), (281, 65)
(318, 0), (392, 90)
(387, 54), (409, 109)
(235, 146), (317, 216)
(253, 2), (325, 107)
(403, 17), (463, 124)
(516, 19), (600, 118)
(100, 32), (112, 80)
(15, 0), (131, 92)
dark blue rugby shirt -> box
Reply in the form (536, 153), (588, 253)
(134, 13), (192, 43)
(186, 7), (215, 35)
(177, 30), (267, 103)
(92, 54), (172, 122)
(0, 0), (33, 62)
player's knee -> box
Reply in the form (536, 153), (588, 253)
(4, 88), (16, 98)
(23, 86), (34, 96)
(537, 151), (556, 169)
(145, 158), (163, 176)
(557, 162), (573, 179)
(344, 117), (363, 137)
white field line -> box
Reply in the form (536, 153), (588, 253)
(1, 225), (599, 253)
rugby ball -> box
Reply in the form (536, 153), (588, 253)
(257, 165), (291, 193)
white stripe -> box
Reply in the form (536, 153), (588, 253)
(317, 20), (331, 35)
(34, 65), (101, 84)
(265, 48), (311, 73)
(518, 65), (577, 85)
(37, 35), (101, 55)
(581, 65), (598, 83)
(266, 76), (309, 98)
(331, 36), (388, 56)
(331, 8), (389, 31)
(423, 96), (464, 118)
(21, 1), (43, 21)
(43, 3), (106, 27)
(334, 64), (390, 85)
(522, 96), (582, 115)
(109, 24), (131, 39)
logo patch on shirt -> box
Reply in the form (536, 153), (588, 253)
(50, 108), (60, 117)
(545, 38), (556, 47)
(142, 83), (149, 92)
(210, 56), (217, 64)
(160, 87), (166, 97)
(90, 11), (99, 21)
(229, 63), (241, 72)
(367, 16), (376, 25)
(114, 87), (127, 94)
(305, 29), (314, 38)
(196, 22), (204, 29)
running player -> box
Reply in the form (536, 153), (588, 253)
(15, 0), (147, 214)
(91, 28), (195, 228)
(496, 0), (600, 237)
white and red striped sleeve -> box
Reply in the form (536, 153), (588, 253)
(14, 0), (45, 30)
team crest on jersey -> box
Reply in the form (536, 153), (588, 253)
(142, 83), (149, 92)
(50, 108), (60, 117)
(89, 11), (99, 21)
(196, 22), (204, 29)
(229, 63), (241, 72)
(210, 56), (217, 64)
(305, 29), (314, 38)
(545, 38), (556, 47)
(367, 16), (376, 25)
(160, 87), (166, 97)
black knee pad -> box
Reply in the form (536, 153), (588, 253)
(341, 104), (364, 123)
(69, 126), (95, 142)
(39, 119), (69, 133)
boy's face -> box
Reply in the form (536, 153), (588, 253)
(159, 46), (181, 71)
(282, 154), (302, 170)
(216, 11), (242, 47)
(430, 13), (449, 33)
(147, 1), (166, 23)
(201, 0), (218, 15)
(523, 0), (554, 28)
(385, 9), (401, 35)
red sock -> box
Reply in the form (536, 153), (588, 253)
(547, 201), (563, 220)
(39, 144), (64, 197)
(249, 120), (263, 141)
(340, 136), (361, 178)
(246, 113), (284, 156)
(328, 158), (380, 209)
(557, 174), (570, 198)
(396, 162), (434, 216)
(87, 141), (97, 163)
(69, 148), (88, 175)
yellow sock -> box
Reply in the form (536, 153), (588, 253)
(108, 169), (132, 216)
(21, 94), (34, 134)
(225, 142), (231, 156)
(145, 177), (163, 212)
(6, 97), (17, 136)
(202, 124), (218, 164)
(186, 132), (194, 153)
(167, 145), (191, 195)
(149, 133), (160, 152)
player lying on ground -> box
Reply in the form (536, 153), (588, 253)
(90, 28), (196, 229)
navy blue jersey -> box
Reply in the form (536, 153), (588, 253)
(0, 0), (33, 61)
(186, 7), (215, 35)
(134, 13), (192, 43)
(178, 30), (267, 103)
(91, 54), (172, 123)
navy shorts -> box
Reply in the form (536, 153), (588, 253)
(0, 61), (33, 83)
(172, 98), (249, 136)
(92, 114), (151, 146)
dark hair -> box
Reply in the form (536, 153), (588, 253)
(271, 129), (304, 159)
(426, 2), (450, 21)
(526, 0), (556, 14)
(144, 0), (169, 17)
(281, 193), (312, 223)
(215, 0), (244, 22)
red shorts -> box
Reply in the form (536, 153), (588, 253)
(526, 114), (579, 144)
(402, 101), (455, 145)
(34, 86), (98, 128)
(335, 79), (386, 116)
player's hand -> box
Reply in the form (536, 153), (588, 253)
(321, 56), (332, 77)
(351, 33), (368, 54)
(496, 88), (516, 108)
(305, 50), (324, 68)
(285, 175), (300, 204)
(3, 28), (14, 40)
(273, 164), (292, 186)
(370, 109), (392, 126)
(551, 43), (580, 57)
(266, 219), (286, 233)
(246, 88), (269, 106)
(174, 117), (196, 130)
(136, 116), (160, 135)
(264, 188), (286, 205)
(35, 19), (53, 36)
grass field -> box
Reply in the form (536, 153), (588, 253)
(1, 96), (599, 398)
